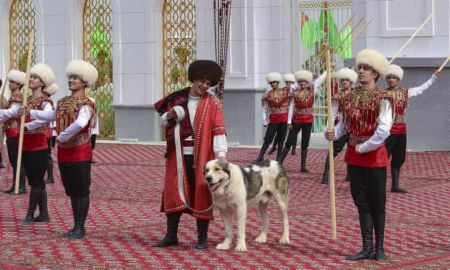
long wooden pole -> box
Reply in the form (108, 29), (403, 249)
(437, 56), (450, 72)
(333, 19), (373, 66)
(325, 46), (337, 240)
(331, 11), (356, 45)
(14, 31), (34, 194)
(388, 12), (434, 64)
(333, 16), (364, 53)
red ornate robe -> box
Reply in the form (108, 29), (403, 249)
(154, 88), (227, 220)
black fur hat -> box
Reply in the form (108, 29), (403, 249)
(188, 60), (222, 86)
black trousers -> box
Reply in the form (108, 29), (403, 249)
(283, 123), (312, 150)
(6, 137), (26, 178)
(333, 133), (349, 157)
(263, 123), (287, 147)
(348, 165), (386, 237)
(22, 150), (47, 187)
(385, 134), (407, 168)
(184, 155), (196, 201)
(59, 161), (91, 197)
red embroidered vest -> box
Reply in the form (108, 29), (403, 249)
(385, 87), (409, 134)
(21, 95), (53, 151)
(3, 93), (22, 138)
(265, 88), (290, 123)
(292, 87), (315, 123)
(339, 87), (389, 167)
(56, 96), (96, 162)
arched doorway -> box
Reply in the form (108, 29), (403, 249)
(83, 0), (114, 139)
(9, 0), (36, 71)
(162, 0), (196, 96)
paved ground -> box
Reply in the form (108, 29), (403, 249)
(0, 144), (449, 269)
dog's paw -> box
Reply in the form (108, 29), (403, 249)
(255, 233), (267, 243)
(235, 242), (247, 252)
(279, 234), (290, 244)
(216, 242), (231, 250)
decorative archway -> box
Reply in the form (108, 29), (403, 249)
(83, 0), (114, 139)
(9, 0), (36, 71)
(162, 0), (196, 96)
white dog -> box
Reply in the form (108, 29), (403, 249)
(204, 159), (290, 251)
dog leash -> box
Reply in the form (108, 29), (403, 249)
(173, 106), (214, 213)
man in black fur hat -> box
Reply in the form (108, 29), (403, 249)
(153, 60), (228, 249)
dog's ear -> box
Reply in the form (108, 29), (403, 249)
(217, 160), (230, 178)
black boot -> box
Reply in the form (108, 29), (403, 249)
(46, 158), (55, 184)
(0, 153), (5, 168)
(374, 213), (386, 261)
(23, 186), (41, 224)
(300, 149), (310, 172)
(33, 188), (50, 222)
(153, 212), (181, 247)
(4, 167), (17, 194)
(69, 197), (90, 239)
(255, 143), (270, 163)
(195, 219), (209, 249)
(391, 167), (407, 193)
(321, 155), (330, 184)
(291, 146), (296, 155)
(63, 197), (78, 238)
(276, 147), (290, 164)
(346, 213), (375, 260)
(17, 167), (26, 194)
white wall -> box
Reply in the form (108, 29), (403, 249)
(352, 0), (450, 58)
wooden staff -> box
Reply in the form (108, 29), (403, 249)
(437, 56), (450, 72)
(14, 31), (34, 194)
(331, 11), (356, 45)
(325, 45), (337, 240)
(388, 12), (434, 64)
(333, 16), (364, 53)
(0, 63), (13, 108)
(318, 17), (364, 69)
(333, 19), (373, 66)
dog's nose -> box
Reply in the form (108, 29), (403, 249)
(205, 176), (213, 183)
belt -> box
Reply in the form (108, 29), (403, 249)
(394, 115), (405, 123)
(182, 140), (194, 147)
(349, 135), (371, 147)
(295, 108), (313, 114)
(59, 133), (90, 148)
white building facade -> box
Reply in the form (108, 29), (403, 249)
(0, 0), (449, 150)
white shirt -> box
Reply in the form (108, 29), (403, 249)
(30, 105), (92, 143)
(287, 72), (327, 125)
(408, 75), (437, 98)
(161, 94), (228, 158)
(0, 102), (52, 131)
(333, 99), (393, 154)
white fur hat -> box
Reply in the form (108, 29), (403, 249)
(66, 60), (99, 88)
(337, 68), (358, 84)
(294, 70), (313, 83)
(7, 69), (26, 85)
(283, 73), (295, 83)
(385, 64), (404, 81)
(30, 63), (55, 88)
(43, 83), (58, 96)
(265, 72), (282, 83)
(356, 49), (388, 77)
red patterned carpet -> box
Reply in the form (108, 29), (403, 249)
(0, 144), (449, 269)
